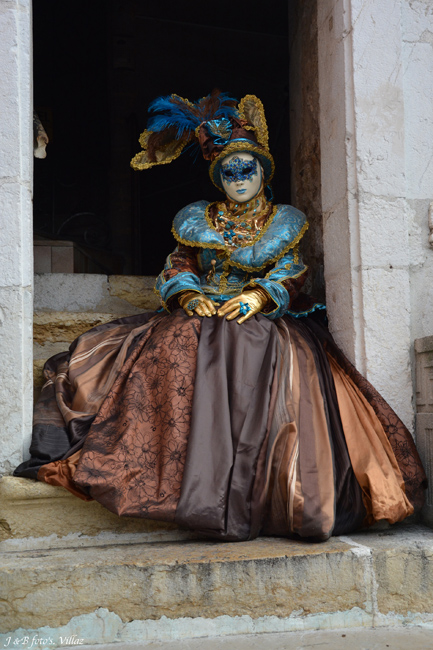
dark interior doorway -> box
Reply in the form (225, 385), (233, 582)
(33, 0), (290, 275)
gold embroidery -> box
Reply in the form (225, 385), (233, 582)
(228, 221), (309, 273)
(204, 203), (278, 250)
(219, 261), (231, 293)
(210, 203), (270, 249)
(204, 281), (246, 295)
(171, 206), (309, 274)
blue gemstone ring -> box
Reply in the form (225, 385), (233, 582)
(239, 302), (251, 315)
(187, 298), (201, 311)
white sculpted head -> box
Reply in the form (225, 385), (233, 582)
(220, 152), (263, 203)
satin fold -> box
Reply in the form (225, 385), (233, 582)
(14, 310), (426, 541)
(328, 353), (413, 524)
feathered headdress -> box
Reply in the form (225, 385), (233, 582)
(130, 91), (275, 190)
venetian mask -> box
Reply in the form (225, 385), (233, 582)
(220, 152), (263, 203)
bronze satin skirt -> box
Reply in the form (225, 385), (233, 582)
(15, 309), (426, 541)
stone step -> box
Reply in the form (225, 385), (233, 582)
(0, 477), (193, 545)
(33, 311), (132, 394)
(34, 274), (159, 314)
(2, 523), (433, 640)
(47, 627), (433, 650)
(32, 273), (159, 394)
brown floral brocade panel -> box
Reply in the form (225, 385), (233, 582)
(162, 245), (200, 281)
(72, 310), (201, 521)
(15, 312), (159, 483)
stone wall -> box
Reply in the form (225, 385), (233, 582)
(403, 1), (433, 342)
(317, 0), (433, 431)
(0, 0), (33, 474)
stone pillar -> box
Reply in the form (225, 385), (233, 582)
(318, 0), (413, 428)
(0, 0), (33, 474)
(403, 1), (433, 344)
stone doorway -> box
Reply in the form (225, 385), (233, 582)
(3, 0), (432, 477)
(32, 0), (308, 277)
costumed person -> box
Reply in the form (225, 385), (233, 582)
(15, 92), (426, 542)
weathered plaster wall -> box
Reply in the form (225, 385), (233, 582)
(402, 0), (433, 342)
(316, 0), (433, 430)
(0, 0), (33, 473)
(351, 0), (412, 428)
(289, 0), (324, 302)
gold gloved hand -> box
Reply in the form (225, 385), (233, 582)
(178, 291), (218, 318)
(217, 287), (270, 324)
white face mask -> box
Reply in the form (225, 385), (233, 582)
(220, 152), (263, 203)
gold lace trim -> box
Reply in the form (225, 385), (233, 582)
(238, 95), (270, 150)
(275, 266), (309, 283)
(228, 221), (309, 272)
(131, 129), (187, 171)
(204, 279), (246, 294)
(172, 94), (196, 109)
(208, 140), (275, 190)
(171, 205), (308, 273)
(171, 222), (226, 251)
(265, 262), (292, 279)
(153, 285), (169, 312)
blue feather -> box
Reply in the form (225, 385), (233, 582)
(147, 93), (239, 138)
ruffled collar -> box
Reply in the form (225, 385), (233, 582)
(172, 200), (308, 271)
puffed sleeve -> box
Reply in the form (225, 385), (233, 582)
(243, 244), (308, 319)
(155, 244), (203, 310)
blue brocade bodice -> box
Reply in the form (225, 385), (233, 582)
(155, 201), (322, 319)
